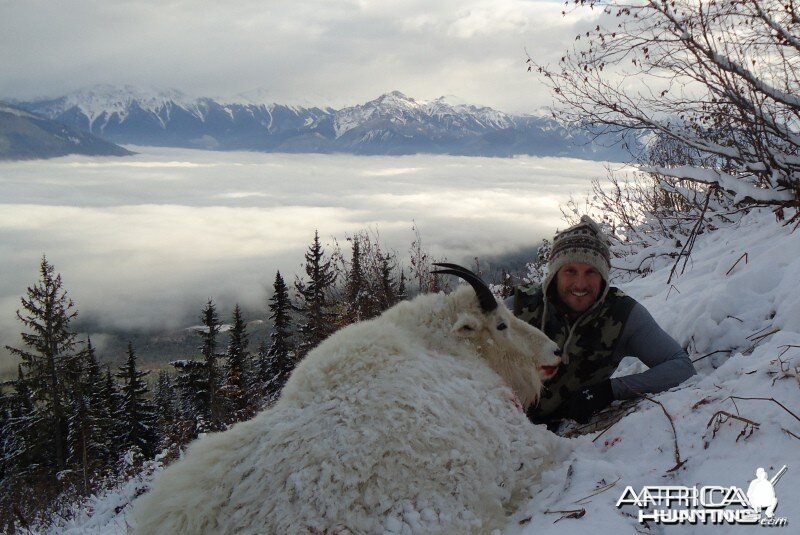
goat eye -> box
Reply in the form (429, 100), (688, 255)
(496, 323), (507, 331)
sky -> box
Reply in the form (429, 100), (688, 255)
(0, 0), (599, 113)
(0, 148), (608, 375)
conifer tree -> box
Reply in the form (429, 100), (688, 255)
(376, 252), (403, 312)
(115, 343), (157, 459)
(99, 367), (121, 461)
(196, 299), (223, 428)
(65, 352), (91, 490)
(65, 338), (108, 485)
(1, 366), (39, 482)
(295, 231), (337, 358)
(260, 271), (295, 402)
(81, 340), (110, 463)
(170, 359), (206, 441)
(221, 304), (250, 421)
(342, 238), (376, 324)
(5, 256), (80, 473)
(153, 371), (178, 450)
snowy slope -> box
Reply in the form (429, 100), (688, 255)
(515, 208), (800, 535)
(39, 208), (800, 534)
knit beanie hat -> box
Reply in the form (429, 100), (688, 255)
(543, 215), (610, 295)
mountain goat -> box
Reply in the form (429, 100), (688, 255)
(129, 264), (565, 534)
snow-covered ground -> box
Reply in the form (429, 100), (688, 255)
(44, 208), (799, 534)
(517, 209), (800, 535)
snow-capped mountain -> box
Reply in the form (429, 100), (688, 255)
(0, 101), (132, 160)
(16, 86), (635, 160)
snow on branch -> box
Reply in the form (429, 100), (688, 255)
(641, 165), (795, 204)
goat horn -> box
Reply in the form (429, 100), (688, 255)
(431, 263), (498, 313)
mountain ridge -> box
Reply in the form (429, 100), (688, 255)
(0, 101), (133, 160)
(15, 86), (636, 160)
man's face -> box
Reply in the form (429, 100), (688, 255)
(555, 262), (603, 314)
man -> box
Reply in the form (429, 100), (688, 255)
(507, 215), (696, 426)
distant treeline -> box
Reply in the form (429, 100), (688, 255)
(0, 227), (526, 532)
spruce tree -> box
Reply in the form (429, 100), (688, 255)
(342, 238), (376, 324)
(376, 252), (402, 312)
(100, 367), (121, 462)
(295, 231), (337, 358)
(65, 338), (108, 485)
(153, 371), (178, 450)
(221, 304), (250, 422)
(170, 359), (206, 440)
(115, 343), (157, 459)
(260, 271), (295, 402)
(1, 366), (39, 480)
(197, 300), (223, 428)
(5, 256), (80, 473)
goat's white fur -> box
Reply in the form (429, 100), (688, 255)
(129, 285), (566, 534)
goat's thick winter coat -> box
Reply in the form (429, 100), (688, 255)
(129, 286), (566, 534)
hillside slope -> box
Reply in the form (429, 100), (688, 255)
(518, 208), (800, 534)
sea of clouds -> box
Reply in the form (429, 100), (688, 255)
(0, 147), (610, 374)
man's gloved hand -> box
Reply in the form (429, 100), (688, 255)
(565, 379), (615, 424)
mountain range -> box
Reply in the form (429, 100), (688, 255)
(0, 102), (132, 160)
(12, 86), (635, 160)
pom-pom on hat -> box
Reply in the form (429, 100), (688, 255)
(544, 215), (610, 294)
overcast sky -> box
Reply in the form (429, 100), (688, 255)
(0, 0), (598, 113)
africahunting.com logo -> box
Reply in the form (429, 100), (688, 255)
(616, 466), (788, 527)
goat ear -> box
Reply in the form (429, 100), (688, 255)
(452, 313), (481, 338)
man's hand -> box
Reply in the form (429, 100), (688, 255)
(565, 379), (614, 423)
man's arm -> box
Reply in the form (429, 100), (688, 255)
(610, 303), (696, 399)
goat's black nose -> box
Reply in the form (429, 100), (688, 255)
(553, 348), (563, 357)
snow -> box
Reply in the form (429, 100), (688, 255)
(513, 208), (800, 534)
(37, 208), (800, 534)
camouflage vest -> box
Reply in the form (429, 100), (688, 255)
(514, 285), (636, 420)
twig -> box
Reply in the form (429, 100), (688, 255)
(544, 508), (586, 523)
(725, 252), (748, 276)
(665, 284), (681, 300)
(746, 325), (777, 341)
(691, 349), (732, 363)
(782, 427), (800, 441)
(728, 396), (800, 425)
(704, 411), (759, 447)
(668, 186), (713, 284)
(641, 394), (685, 472)
(575, 477), (621, 504)
(777, 344), (800, 358)
(748, 328), (780, 344)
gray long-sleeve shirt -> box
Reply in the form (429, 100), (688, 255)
(608, 302), (695, 399)
(504, 296), (696, 399)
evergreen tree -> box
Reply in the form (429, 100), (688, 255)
(1, 366), (40, 481)
(115, 343), (157, 458)
(342, 238), (377, 324)
(221, 304), (251, 422)
(197, 300), (223, 427)
(5, 256), (80, 474)
(397, 268), (407, 302)
(260, 271), (295, 402)
(376, 252), (403, 312)
(99, 367), (121, 462)
(170, 359), (206, 439)
(295, 231), (337, 358)
(153, 370), (179, 450)
(64, 338), (109, 487)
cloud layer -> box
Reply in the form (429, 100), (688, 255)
(0, 147), (607, 374)
(0, 0), (599, 112)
